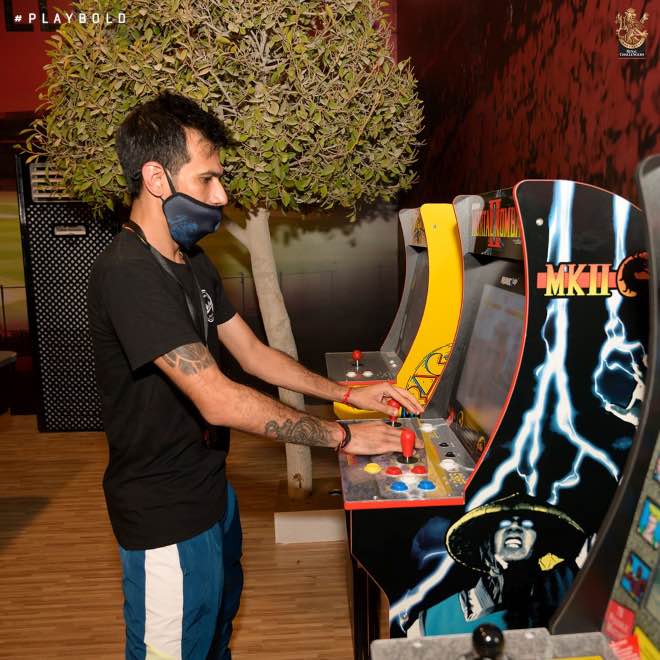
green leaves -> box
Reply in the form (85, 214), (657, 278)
(99, 169), (115, 187)
(22, 0), (423, 216)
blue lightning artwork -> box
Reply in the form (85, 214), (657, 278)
(470, 181), (622, 509)
(592, 195), (647, 426)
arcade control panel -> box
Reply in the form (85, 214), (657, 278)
(325, 349), (403, 385)
(339, 407), (475, 510)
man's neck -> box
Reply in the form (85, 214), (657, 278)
(129, 199), (182, 263)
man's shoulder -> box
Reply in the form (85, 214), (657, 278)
(91, 230), (154, 281)
(98, 229), (149, 263)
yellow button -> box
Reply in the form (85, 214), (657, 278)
(364, 463), (382, 474)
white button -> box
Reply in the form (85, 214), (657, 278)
(363, 370), (373, 377)
(420, 423), (433, 432)
(441, 459), (458, 470)
(345, 371), (356, 378)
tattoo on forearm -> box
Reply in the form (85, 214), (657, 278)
(264, 416), (333, 448)
(162, 343), (214, 375)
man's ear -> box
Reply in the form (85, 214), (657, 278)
(141, 162), (168, 199)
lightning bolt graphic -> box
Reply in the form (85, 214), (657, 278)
(390, 553), (454, 633)
(592, 196), (646, 425)
(469, 180), (619, 509)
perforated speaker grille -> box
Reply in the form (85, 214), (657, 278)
(17, 157), (118, 431)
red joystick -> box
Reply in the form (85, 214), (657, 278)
(387, 398), (400, 425)
(352, 349), (363, 366)
(400, 429), (416, 459)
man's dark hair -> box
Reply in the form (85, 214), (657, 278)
(115, 91), (231, 198)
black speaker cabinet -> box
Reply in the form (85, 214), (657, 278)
(16, 155), (119, 432)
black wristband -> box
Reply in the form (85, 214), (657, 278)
(335, 421), (352, 452)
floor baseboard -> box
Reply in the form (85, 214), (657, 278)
(273, 476), (347, 544)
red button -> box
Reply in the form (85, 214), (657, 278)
(412, 465), (427, 474)
(386, 466), (403, 476)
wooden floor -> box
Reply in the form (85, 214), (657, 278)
(0, 412), (355, 659)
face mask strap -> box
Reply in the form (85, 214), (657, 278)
(163, 169), (177, 196)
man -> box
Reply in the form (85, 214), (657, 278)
(415, 493), (585, 634)
(87, 91), (422, 659)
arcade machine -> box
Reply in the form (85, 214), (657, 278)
(330, 180), (650, 660)
(596, 155), (660, 659)
(326, 203), (462, 419)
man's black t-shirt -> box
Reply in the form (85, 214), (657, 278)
(87, 229), (236, 550)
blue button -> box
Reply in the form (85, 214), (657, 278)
(417, 480), (436, 491)
(390, 481), (408, 492)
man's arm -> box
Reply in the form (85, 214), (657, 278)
(155, 342), (414, 455)
(217, 314), (423, 416)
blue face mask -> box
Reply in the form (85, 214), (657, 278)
(161, 171), (222, 251)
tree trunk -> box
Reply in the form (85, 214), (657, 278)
(242, 207), (312, 499)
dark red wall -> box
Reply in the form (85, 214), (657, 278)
(0, 0), (72, 113)
(0, 0), (74, 187)
(398, 0), (659, 206)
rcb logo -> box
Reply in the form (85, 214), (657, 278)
(616, 8), (649, 57)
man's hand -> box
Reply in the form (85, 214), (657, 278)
(346, 382), (424, 417)
(342, 420), (424, 456)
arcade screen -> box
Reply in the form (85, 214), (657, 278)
(394, 251), (429, 361)
(454, 284), (525, 449)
